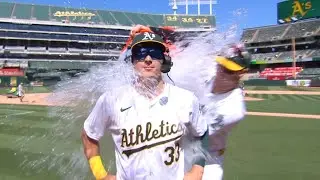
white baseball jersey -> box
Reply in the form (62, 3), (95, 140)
(84, 83), (207, 180)
(199, 78), (246, 180)
(18, 84), (24, 96)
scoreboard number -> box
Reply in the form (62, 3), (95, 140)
(181, 17), (194, 23)
(166, 16), (178, 21)
(196, 18), (209, 24)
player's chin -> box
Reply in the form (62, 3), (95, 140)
(140, 70), (159, 78)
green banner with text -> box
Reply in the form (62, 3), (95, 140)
(277, 0), (320, 23)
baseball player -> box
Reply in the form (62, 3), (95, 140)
(81, 28), (207, 180)
(200, 44), (251, 180)
(18, 83), (25, 102)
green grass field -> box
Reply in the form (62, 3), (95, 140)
(0, 93), (319, 180)
(0, 86), (52, 95)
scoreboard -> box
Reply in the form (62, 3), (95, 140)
(278, 0), (320, 23)
(164, 15), (215, 27)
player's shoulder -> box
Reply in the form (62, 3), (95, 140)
(99, 85), (132, 102)
(168, 84), (197, 101)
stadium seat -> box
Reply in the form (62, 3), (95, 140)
(256, 25), (289, 42)
(27, 46), (47, 53)
(241, 29), (257, 42)
(242, 19), (319, 43)
(68, 48), (90, 54)
(48, 47), (67, 53)
(313, 50), (320, 57)
(4, 45), (25, 52)
(91, 48), (109, 55)
(299, 68), (320, 75)
(283, 20), (320, 39)
(259, 67), (303, 79)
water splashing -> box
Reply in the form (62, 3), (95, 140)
(15, 23), (240, 179)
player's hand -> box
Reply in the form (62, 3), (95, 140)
(101, 174), (116, 180)
(184, 165), (204, 180)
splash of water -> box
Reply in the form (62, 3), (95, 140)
(15, 23), (241, 179)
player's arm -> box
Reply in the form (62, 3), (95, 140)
(183, 94), (208, 180)
(208, 43), (250, 132)
(81, 94), (114, 180)
(186, 94), (207, 137)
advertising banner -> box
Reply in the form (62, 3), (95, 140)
(277, 0), (319, 23)
(286, 79), (311, 87)
(0, 68), (25, 76)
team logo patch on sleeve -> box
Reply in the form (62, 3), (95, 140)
(211, 115), (225, 131)
(159, 97), (168, 106)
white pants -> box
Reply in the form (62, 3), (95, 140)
(202, 151), (224, 180)
(203, 164), (224, 180)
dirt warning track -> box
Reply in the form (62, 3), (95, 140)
(246, 90), (320, 95)
(247, 112), (320, 119)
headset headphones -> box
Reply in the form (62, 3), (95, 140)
(161, 48), (173, 73)
(124, 33), (173, 74)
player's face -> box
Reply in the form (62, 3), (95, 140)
(132, 45), (164, 78)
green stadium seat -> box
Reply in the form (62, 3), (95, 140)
(299, 68), (320, 75)
(109, 11), (133, 26)
(0, 2), (14, 18)
(13, 3), (32, 19)
(33, 5), (50, 21)
(96, 10), (118, 25)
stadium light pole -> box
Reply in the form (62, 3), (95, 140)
(169, 0), (217, 15)
(173, 0), (178, 15)
(210, 0), (212, 15)
(186, 0), (188, 15)
(198, 0), (201, 15)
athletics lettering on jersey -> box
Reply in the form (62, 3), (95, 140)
(121, 120), (184, 157)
